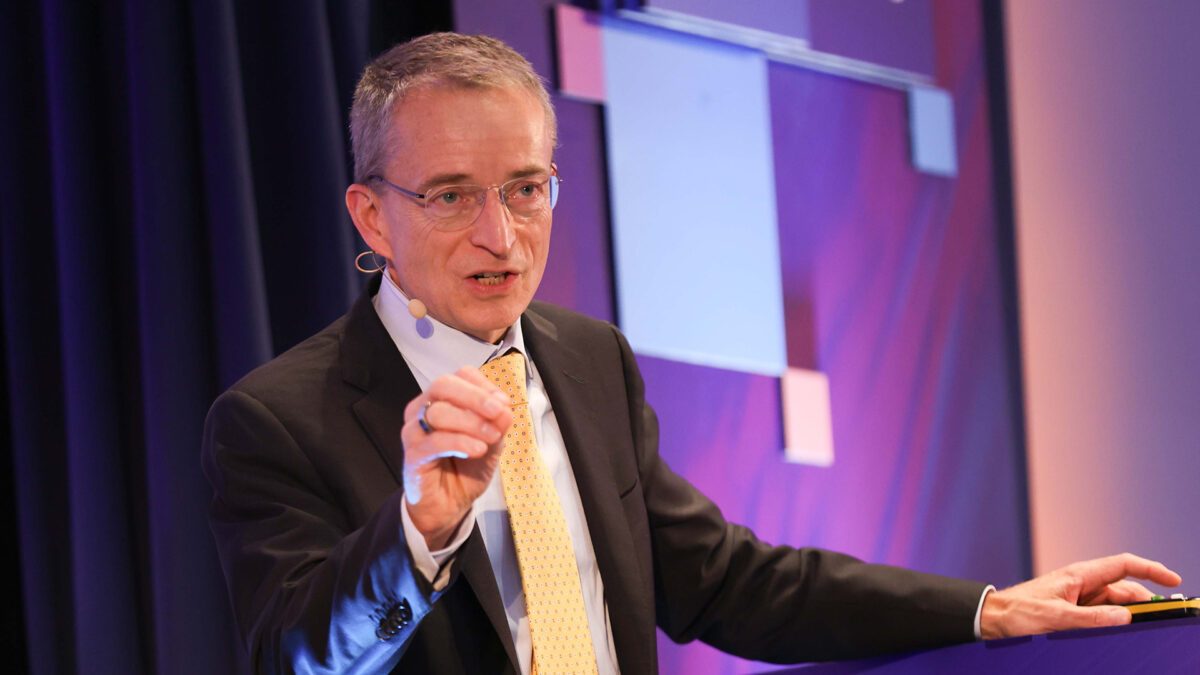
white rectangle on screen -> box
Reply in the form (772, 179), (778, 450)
(602, 19), (787, 376)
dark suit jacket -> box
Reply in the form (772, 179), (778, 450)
(202, 276), (987, 674)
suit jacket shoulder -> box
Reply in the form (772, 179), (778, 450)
(202, 280), (440, 673)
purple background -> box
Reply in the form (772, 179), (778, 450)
(808, 0), (936, 76)
(1006, 2), (1200, 589)
(453, 0), (1029, 672)
(645, 0), (811, 41)
(538, 95), (616, 324)
(780, 618), (1200, 674)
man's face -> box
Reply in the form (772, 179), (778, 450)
(372, 85), (554, 343)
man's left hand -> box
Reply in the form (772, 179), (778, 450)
(980, 552), (1182, 639)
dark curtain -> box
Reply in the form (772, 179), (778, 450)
(0, 1), (451, 673)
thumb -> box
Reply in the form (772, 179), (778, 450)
(1063, 604), (1131, 629)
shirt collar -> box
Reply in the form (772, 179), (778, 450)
(372, 268), (530, 386)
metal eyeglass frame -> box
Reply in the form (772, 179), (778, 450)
(367, 169), (562, 230)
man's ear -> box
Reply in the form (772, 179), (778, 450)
(345, 183), (394, 259)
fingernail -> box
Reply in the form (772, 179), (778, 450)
(483, 397), (502, 415)
(482, 423), (499, 439)
(1108, 607), (1131, 623)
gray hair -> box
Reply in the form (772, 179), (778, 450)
(349, 32), (557, 184)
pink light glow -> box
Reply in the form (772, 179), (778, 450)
(1008, 1), (1200, 584)
(554, 5), (606, 102)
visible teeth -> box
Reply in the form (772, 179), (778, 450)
(475, 272), (508, 286)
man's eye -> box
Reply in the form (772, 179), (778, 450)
(434, 191), (460, 205)
(508, 182), (541, 200)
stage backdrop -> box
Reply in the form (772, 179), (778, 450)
(1007, 1), (1200, 588)
(459, 1), (1030, 672)
(2, 1), (1032, 673)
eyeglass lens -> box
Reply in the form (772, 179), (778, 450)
(424, 175), (559, 226)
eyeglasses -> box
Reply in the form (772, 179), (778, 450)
(368, 171), (562, 231)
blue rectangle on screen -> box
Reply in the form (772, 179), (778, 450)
(908, 86), (958, 176)
(602, 19), (787, 376)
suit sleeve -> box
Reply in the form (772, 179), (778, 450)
(202, 388), (448, 674)
(609, 325), (988, 663)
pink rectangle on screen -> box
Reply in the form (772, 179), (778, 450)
(781, 367), (834, 467)
(555, 4), (605, 102)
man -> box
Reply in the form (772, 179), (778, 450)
(202, 33), (1181, 674)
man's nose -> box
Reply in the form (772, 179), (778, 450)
(468, 187), (516, 254)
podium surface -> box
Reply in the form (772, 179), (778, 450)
(768, 616), (1200, 674)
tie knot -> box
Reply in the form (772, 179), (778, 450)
(480, 351), (528, 406)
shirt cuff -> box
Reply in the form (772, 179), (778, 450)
(401, 498), (475, 591)
(974, 584), (996, 640)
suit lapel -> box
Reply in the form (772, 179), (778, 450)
(457, 524), (520, 669)
(340, 277), (415, 484)
(522, 307), (653, 673)
(339, 276), (520, 671)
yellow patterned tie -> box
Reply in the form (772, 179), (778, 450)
(481, 351), (598, 675)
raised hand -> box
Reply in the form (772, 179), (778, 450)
(401, 366), (513, 549)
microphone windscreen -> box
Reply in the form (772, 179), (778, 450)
(408, 298), (427, 320)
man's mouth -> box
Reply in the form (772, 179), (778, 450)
(472, 271), (511, 286)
